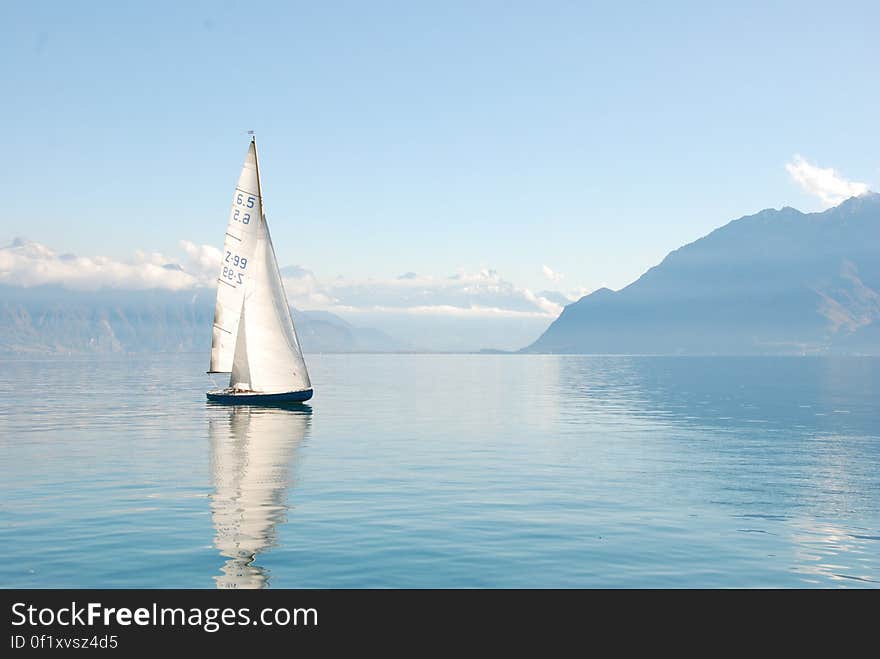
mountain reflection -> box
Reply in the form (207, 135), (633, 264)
(208, 404), (312, 589)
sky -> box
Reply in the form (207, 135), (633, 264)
(1, 1), (878, 347)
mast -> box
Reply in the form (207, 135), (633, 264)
(252, 135), (262, 214)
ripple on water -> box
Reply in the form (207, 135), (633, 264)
(1, 354), (879, 587)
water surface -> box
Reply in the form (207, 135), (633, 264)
(1, 354), (878, 587)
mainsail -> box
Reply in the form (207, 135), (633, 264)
(209, 141), (263, 373)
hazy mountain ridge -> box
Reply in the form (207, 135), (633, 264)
(0, 285), (407, 354)
(525, 193), (880, 354)
(5, 195), (879, 356)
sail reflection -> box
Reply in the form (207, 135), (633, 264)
(208, 404), (312, 588)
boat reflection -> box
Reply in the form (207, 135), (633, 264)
(208, 403), (312, 588)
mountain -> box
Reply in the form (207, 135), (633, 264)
(0, 285), (407, 354)
(290, 308), (411, 353)
(525, 193), (880, 354)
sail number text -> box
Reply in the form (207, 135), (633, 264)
(223, 251), (248, 284)
(233, 193), (256, 225)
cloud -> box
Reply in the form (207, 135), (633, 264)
(279, 266), (337, 308)
(542, 265), (564, 282)
(0, 238), (230, 291)
(0, 238), (565, 319)
(179, 240), (222, 280)
(0, 238), (206, 291)
(537, 290), (573, 306)
(279, 264), (314, 279)
(280, 267), (563, 318)
(785, 155), (870, 207)
(329, 304), (554, 319)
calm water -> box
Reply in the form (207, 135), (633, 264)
(1, 354), (878, 588)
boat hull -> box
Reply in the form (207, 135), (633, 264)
(207, 388), (313, 405)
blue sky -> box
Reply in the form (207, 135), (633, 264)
(2, 0), (878, 300)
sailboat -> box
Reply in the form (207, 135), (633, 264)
(207, 138), (313, 404)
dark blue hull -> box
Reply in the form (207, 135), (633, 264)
(206, 389), (313, 405)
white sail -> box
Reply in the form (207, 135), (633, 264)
(229, 303), (251, 390)
(228, 214), (311, 393)
(209, 141), (263, 373)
